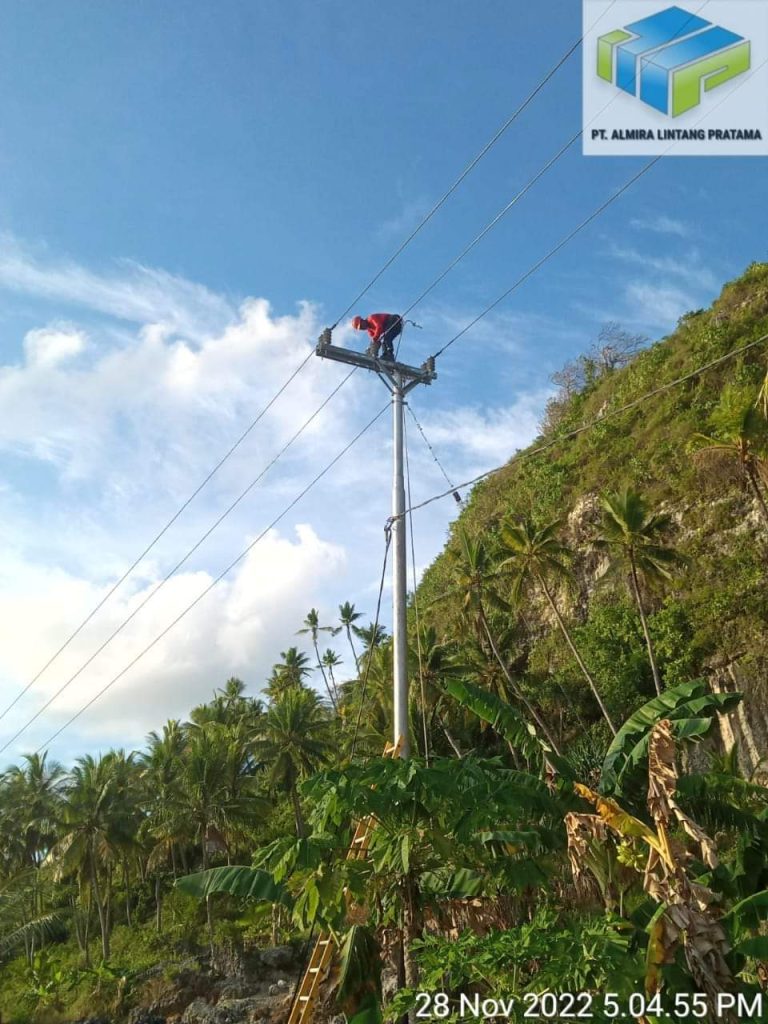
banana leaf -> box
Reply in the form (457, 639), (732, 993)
(599, 681), (741, 795)
(175, 865), (292, 906)
(443, 676), (566, 774)
(724, 888), (768, 926)
(735, 936), (768, 958)
(420, 867), (487, 899)
(337, 925), (382, 1020)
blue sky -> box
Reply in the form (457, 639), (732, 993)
(0, 0), (765, 763)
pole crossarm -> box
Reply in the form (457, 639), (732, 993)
(316, 330), (436, 388)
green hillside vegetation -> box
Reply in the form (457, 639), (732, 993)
(2, 263), (768, 1024)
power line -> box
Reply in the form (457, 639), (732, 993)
(388, 0), (714, 363)
(35, 403), (389, 755)
(401, 133), (580, 329)
(1, 367), (357, 755)
(0, 348), (315, 725)
(10, 1), (747, 745)
(430, 157), (660, 359)
(3, 3), (645, 725)
(392, 332), (768, 522)
(429, 67), (768, 362)
(429, 11), (766, 364)
(406, 405), (460, 500)
(1, 5), (594, 723)
(331, 0), (620, 329)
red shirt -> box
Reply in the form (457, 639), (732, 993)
(365, 313), (398, 342)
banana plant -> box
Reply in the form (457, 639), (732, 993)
(568, 719), (768, 1014)
(598, 679), (742, 798)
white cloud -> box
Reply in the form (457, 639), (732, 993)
(0, 233), (235, 338)
(610, 246), (719, 292)
(0, 295), (352, 488)
(417, 391), (551, 468)
(629, 214), (692, 238)
(376, 197), (431, 241)
(421, 305), (583, 358)
(624, 282), (696, 326)
(0, 236), (552, 762)
(23, 323), (87, 368)
(0, 525), (346, 753)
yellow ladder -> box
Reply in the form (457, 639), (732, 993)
(287, 738), (402, 1024)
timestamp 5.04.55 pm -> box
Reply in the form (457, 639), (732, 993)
(414, 990), (765, 1020)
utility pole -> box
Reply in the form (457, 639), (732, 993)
(316, 328), (436, 759)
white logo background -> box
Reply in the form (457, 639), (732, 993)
(583, 0), (768, 155)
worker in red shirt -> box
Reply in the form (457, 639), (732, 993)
(351, 313), (403, 361)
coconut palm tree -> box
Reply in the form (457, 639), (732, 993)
(48, 753), (134, 961)
(256, 688), (332, 837)
(499, 517), (617, 735)
(353, 622), (388, 654)
(321, 649), (343, 695)
(409, 625), (465, 758)
(595, 488), (685, 696)
(0, 753), (65, 965)
(178, 724), (261, 867)
(139, 721), (187, 930)
(338, 642), (395, 756)
(1, 752), (64, 870)
(691, 385), (768, 525)
(339, 601), (364, 675)
(189, 678), (263, 727)
(265, 647), (312, 697)
(298, 608), (340, 710)
(169, 722), (264, 943)
(449, 527), (563, 752)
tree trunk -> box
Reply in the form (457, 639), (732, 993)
(629, 554), (663, 696)
(155, 874), (163, 933)
(123, 855), (132, 927)
(313, 638), (338, 710)
(439, 714), (463, 758)
(346, 626), (361, 676)
(538, 577), (617, 736)
(84, 907), (91, 968)
(23, 909), (32, 967)
(89, 850), (110, 962)
(290, 784), (307, 839)
(480, 611), (563, 754)
(105, 864), (113, 947)
(202, 839), (215, 958)
(72, 892), (86, 956)
(746, 467), (768, 526)
(402, 872), (421, 1024)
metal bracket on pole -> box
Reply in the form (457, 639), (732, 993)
(316, 329), (436, 388)
(314, 328), (437, 760)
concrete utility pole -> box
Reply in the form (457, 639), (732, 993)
(316, 328), (436, 759)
